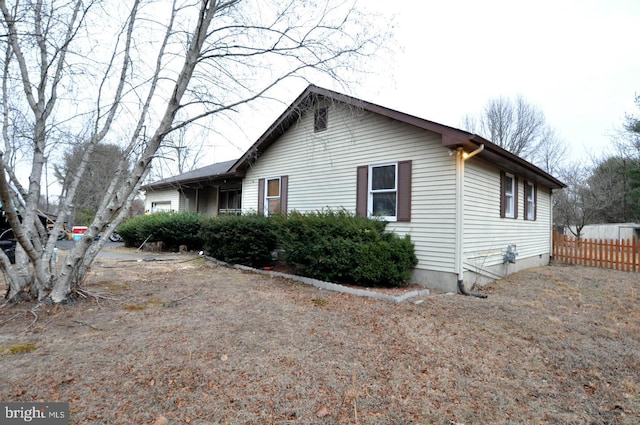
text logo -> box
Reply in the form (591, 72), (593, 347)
(0, 403), (69, 424)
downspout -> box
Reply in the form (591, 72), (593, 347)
(549, 189), (554, 264)
(455, 144), (488, 298)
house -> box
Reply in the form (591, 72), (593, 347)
(143, 159), (241, 215)
(143, 85), (566, 292)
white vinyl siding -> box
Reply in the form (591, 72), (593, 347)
(145, 188), (214, 214)
(242, 101), (457, 274)
(464, 160), (552, 272)
(144, 190), (180, 213)
(242, 100), (554, 280)
(178, 191), (193, 212)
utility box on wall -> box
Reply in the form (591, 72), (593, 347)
(504, 244), (518, 264)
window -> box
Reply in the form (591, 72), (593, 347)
(257, 176), (288, 216)
(314, 107), (328, 132)
(500, 171), (517, 219)
(219, 187), (242, 215)
(370, 164), (397, 220)
(356, 161), (411, 222)
(151, 201), (172, 213)
(266, 178), (281, 215)
(504, 174), (515, 218)
(524, 180), (536, 221)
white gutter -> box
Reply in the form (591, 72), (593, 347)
(455, 144), (485, 295)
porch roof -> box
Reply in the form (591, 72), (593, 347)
(142, 159), (239, 191)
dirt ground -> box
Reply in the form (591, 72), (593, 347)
(1, 249), (639, 425)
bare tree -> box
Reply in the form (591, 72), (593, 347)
(463, 95), (567, 173)
(532, 126), (568, 177)
(554, 155), (640, 237)
(149, 122), (208, 181)
(555, 94), (640, 233)
(553, 163), (596, 239)
(0, 0), (387, 304)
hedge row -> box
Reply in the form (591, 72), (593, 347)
(117, 212), (203, 251)
(199, 214), (277, 267)
(273, 211), (417, 287)
(118, 211), (418, 287)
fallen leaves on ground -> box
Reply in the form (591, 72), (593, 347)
(0, 252), (638, 424)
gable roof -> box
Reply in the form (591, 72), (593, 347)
(142, 158), (238, 191)
(229, 85), (566, 190)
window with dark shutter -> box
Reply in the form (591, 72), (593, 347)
(258, 176), (288, 216)
(356, 161), (411, 222)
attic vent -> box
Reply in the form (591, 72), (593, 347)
(314, 107), (328, 132)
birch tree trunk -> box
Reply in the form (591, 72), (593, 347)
(0, 0), (386, 304)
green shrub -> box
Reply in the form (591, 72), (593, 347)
(117, 212), (203, 250)
(116, 214), (153, 247)
(276, 210), (417, 287)
(199, 214), (278, 268)
(349, 233), (419, 286)
(121, 210), (417, 287)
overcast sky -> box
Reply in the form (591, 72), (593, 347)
(211, 0), (639, 169)
(369, 0), (640, 164)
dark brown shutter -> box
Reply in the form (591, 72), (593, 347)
(500, 171), (506, 218)
(513, 176), (519, 219)
(523, 180), (529, 220)
(257, 178), (265, 216)
(216, 187), (220, 215)
(397, 160), (412, 222)
(356, 165), (368, 217)
(280, 175), (288, 215)
(533, 184), (537, 221)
